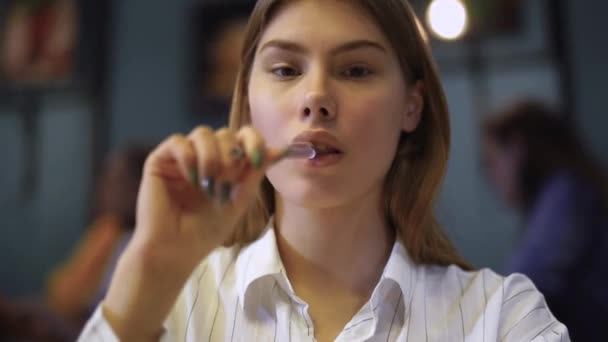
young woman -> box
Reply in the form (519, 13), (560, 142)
(483, 100), (606, 341)
(79, 1), (568, 341)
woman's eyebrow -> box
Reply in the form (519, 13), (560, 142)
(259, 39), (388, 55)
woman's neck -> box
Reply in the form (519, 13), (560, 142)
(273, 191), (394, 297)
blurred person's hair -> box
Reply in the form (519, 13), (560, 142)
(226, 0), (470, 269)
(191, 2), (254, 86)
(483, 100), (608, 214)
(95, 144), (153, 229)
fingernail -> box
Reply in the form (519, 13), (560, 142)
(190, 168), (199, 187)
(251, 149), (264, 169)
(219, 182), (232, 204)
(201, 177), (215, 197)
(230, 146), (245, 160)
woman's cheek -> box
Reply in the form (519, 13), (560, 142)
(251, 97), (297, 146)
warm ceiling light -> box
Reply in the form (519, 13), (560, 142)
(426, 0), (469, 41)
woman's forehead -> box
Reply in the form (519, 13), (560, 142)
(258, 0), (389, 50)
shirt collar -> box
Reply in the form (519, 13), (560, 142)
(235, 218), (418, 313)
(235, 219), (285, 309)
(378, 239), (418, 313)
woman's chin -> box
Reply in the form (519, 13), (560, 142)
(275, 186), (346, 210)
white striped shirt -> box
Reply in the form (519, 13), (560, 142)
(79, 222), (569, 341)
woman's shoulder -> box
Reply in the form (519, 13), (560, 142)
(423, 264), (551, 311)
(426, 265), (540, 293)
(424, 262), (546, 292)
(420, 264), (569, 340)
(185, 244), (243, 289)
(163, 245), (244, 335)
(180, 226), (278, 300)
(428, 264), (543, 295)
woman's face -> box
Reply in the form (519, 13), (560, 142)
(248, 0), (422, 209)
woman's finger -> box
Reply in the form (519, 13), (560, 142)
(215, 128), (244, 204)
(146, 134), (197, 185)
(188, 126), (220, 198)
(236, 126), (266, 170)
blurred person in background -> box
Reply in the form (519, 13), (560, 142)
(0, 144), (152, 341)
(0, 294), (75, 341)
(46, 144), (152, 326)
(482, 100), (608, 341)
(189, 2), (253, 128)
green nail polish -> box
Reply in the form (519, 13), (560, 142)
(190, 168), (198, 186)
(251, 149), (264, 169)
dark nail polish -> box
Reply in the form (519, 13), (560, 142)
(201, 177), (215, 197)
(219, 182), (232, 204)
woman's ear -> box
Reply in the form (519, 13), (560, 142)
(402, 81), (424, 133)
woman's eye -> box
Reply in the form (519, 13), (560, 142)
(272, 66), (301, 78)
(342, 66), (372, 79)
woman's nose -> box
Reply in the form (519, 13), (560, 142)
(300, 92), (336, 122)
(298, 71), (337, 123)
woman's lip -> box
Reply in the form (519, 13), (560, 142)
(292, 130), (343, 153)
(302, 151), (344, 167)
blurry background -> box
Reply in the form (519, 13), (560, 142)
(0, 0), (606, 338)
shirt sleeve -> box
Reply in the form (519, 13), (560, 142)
(77, 304), (170, 342)
(499, 273), (570, 341)
(75, 253), (212, 342)
(76, 305), (120, 342)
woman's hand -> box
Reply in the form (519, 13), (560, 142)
(102, 126), (281, 341)
(135, 125), (278, 270)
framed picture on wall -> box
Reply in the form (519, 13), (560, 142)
(1, 0), (78, 87)
(0, 0), (111, 100)
(0, 0), (113, 200)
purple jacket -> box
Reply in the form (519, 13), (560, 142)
(505, 171), (608, 340)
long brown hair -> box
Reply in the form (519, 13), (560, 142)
(226, 0), (470, 269)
